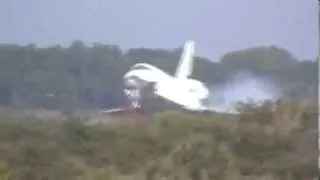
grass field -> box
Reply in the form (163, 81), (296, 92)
(0, 100), (317, 180)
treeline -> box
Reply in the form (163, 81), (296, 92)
(0, 40), (317, 109)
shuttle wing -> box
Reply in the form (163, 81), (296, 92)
(154, 82), (206, 111)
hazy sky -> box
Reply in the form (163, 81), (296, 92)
(0, 0), (317, 61)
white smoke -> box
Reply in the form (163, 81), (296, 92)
(208, 71), (281, 112)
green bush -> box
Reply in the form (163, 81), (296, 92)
(0, 101), (317, 180)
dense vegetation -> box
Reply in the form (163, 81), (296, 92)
(0, 41), (317, 109)
(0, 100), (317, 180)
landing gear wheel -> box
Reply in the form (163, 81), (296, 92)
(124, 88), (142, 109)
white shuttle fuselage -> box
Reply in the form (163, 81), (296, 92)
(123, 41), (210, 111)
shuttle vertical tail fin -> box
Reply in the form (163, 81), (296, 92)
(174, 40), (195, 79)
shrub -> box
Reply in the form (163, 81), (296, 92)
(0, 101), (317, 179)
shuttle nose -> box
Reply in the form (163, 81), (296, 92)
(124, 75), (148, 89)
(124, 77), (137, 87)
(124, 77), (138, 88)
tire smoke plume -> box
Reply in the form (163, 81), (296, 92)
(208, 71), (281, 112)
